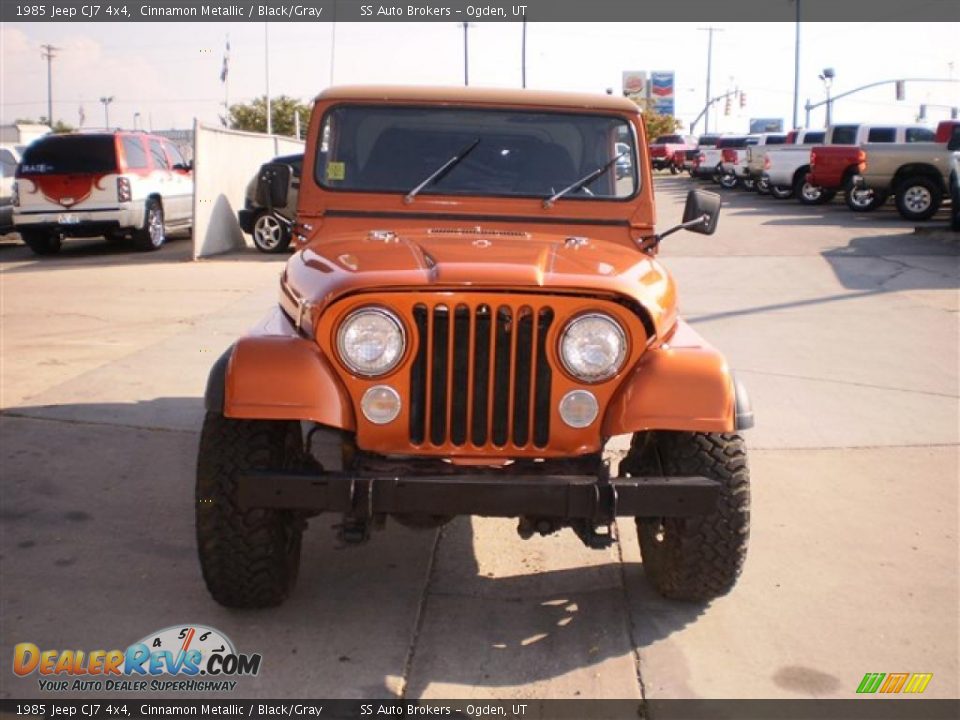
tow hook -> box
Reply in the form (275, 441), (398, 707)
(336, 517), (372, 545)
(571, 520), (617, 549)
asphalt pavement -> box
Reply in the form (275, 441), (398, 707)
(0, 179), (957, 702)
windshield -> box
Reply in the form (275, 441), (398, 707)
(19, 135), (117, 175)
(316, 105), (638, 200)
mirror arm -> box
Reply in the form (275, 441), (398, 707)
(646, 214), (710, 248)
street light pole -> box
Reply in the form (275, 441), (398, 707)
(792, 0), (801, 128)
(462, 22), (470, 86)
(99, 96), (113, 128)
(818, 67), (835, 126)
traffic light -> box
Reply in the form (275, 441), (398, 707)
(724, 96), (731, 115)
(895, 80), (905, 101)
(918, 104), (927, 120)
(739, 91), (746, 108)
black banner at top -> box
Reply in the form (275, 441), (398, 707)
(3, 0), (960, 23)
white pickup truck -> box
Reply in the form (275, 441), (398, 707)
(764, 123), (935, 205)
(762, 129), (826, 202)
(742, 133), (788, 193)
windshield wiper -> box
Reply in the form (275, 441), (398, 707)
(403, 137), (481, 204)
(542, 150), (629, 208)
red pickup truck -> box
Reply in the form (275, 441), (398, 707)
(648, 134), (697, 173)
(808, 121), (952, 211)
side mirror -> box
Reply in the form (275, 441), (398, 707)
(256, 162), (292, 210)
(649, 189), (721, 248)
(682, 189), (721, 235)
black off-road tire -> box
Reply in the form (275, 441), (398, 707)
(620, 431), (750, 602)
(132, 198), (165, 251)
(21, 229), (62, 255)
(196, 412), (305, 608)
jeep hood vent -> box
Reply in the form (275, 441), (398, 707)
(427, 227), (531, 238)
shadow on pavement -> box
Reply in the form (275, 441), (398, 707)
(1, 397), (706, 697)
(0, 232), (289, 274)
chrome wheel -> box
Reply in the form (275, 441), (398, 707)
(801, 182), (822, 202)
(147, 205), (165, 247)
(719, 173), (738, 189)
(848, 187), (875, 210)
(253, 214), (284, 251)
(902, 185), (932, 214)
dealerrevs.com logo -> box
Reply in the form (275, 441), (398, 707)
(13, 625), (261, 692)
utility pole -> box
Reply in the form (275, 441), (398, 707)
(792, 0), (801, 128)
(461, 22), (475, 86)
(41, 44), (59, 128)
(99, 96), (113, 128)
(699, 27), (722, 133)
(521, 16), (527, 88)
(265, 23), (272, 135)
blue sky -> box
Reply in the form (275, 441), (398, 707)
(2, 22), (958, 133)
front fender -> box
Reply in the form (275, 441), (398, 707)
(602, 320), (752, 436)
(205, 307), (356, 430)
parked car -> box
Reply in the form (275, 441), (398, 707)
(238, 153), (303, 253)
(0, 143), (24, 234)
(743, 133), (788, 193)
(689, 134), (722, 178)
(951, 150), (960, 231)
(615, 142), (633, 179)
(648, 134), (696, 173)
(808, 123), (939, 211)
(853, 121), (960, 221)
(720, 135), (760, 189)
(13, 131), (193, 254)
(196, 85), (753, 609)
(762, 128), (827, 201)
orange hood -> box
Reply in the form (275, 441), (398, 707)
(281, 227), (678, 340)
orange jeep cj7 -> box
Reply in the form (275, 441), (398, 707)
(197, 86), (753, 608)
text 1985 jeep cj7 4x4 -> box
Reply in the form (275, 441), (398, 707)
(197, 86), (753, 608)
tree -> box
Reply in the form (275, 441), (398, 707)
(228, 96), (311, 137)
(642, 109), (683, 140)
(16, 117), (74, 133)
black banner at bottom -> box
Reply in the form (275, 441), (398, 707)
(3, 699), (960, 720)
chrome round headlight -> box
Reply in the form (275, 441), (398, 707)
(336, 307), (405, 377)
(559, 313), (627, 382)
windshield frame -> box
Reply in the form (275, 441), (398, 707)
(313, 102), (642, 204)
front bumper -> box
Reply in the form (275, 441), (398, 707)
(239, 471), (720, 520)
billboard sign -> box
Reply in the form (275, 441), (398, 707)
(622, 71), (647, 97)
(650, 71), (676, 116)
(749, 118), (785, 133)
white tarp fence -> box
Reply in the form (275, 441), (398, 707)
(192, 121), (304, 259)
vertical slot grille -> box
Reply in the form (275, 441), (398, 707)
(409, 299), (554, 450)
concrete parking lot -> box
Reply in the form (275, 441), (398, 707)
(1, 179), (957, 702)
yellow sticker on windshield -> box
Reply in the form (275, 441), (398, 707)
(326, 161), (345, 181)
